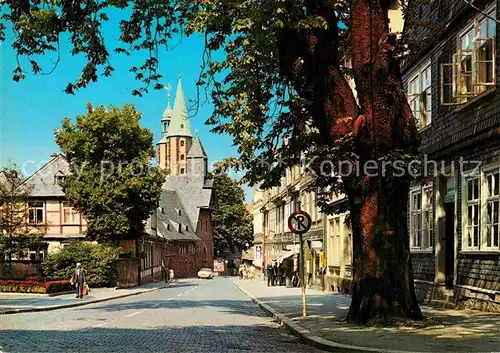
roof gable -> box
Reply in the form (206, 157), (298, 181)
(21, 154), (70, 197)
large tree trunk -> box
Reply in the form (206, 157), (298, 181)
(279, 0), (422, 324)
(345, 0), (422, 323)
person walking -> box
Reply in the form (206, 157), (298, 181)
(272, 262), (278, 286)
(266, 264), (273, 287)
(169, 268), (175, 282)
(70, 262), (86, 299)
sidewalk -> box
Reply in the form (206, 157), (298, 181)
(234, 278), (500, 352)
(0, 280), (180, 314)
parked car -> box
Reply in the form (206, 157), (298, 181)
(197, 268), (214, 279)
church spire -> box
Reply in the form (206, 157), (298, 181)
(166, 76), (192, 138)
(161, 85), (173, 136)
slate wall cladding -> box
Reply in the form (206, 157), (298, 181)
(411, 253), (435, 281)
(403, 0), (500, 300)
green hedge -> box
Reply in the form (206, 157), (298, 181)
(43, 242), (121, 288)
(0, 280), (73, 294)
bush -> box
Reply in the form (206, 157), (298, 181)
(43, 241), (121, 288)
(0, 280), (73, 294)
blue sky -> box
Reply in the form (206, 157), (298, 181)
(0, 18), (252, 203)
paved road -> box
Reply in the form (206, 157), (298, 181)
(0, 278), (323, 353)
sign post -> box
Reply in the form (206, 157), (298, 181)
(287, 207), (312, 318)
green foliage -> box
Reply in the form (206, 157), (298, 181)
(0, 280), (73, 294)
(55, 104), (166, 241)
(212, 173), (253, 255)
(0, 161), (46, 260)
(0, 0), (345, 191)
(43, 242), (121, 288)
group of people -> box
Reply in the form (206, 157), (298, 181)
(238, 264), (255, 280)
(265, 262), (287, 287)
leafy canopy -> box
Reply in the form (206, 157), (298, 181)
(55, 104), (166, 240)
(212, 173), (253, 255)
(1, 0), (351, 192)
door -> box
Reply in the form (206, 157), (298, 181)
(445, 202), (455, 289)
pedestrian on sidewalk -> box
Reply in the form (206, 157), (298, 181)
(266, 264), (273, 287)
(70, 263), (86, 299)
(169, 268), (175, 282)
(272, 262), (278, 286)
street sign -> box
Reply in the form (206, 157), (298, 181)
(288, 210), (312, 234)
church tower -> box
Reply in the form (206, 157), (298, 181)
(157, 77), (193, 175)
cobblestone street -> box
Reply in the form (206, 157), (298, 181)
(0, 278), (323, 353)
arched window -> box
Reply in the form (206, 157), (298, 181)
(180, 154), (184, 160)
(180, 168), (185, 174)
(180, 141), (185, 147)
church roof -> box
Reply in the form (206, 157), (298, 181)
(162, 100), (172, 121)
(162, 175), (216, 230)
(187, 135), (207, 159)
(155, 190), (200, 241)
(166, 77), (192, 138)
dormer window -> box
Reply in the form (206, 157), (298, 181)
(178, 209), (182, 216)
(54, 175), (66, 185)
(185, 225), (189, 231)
(167, 223), (171, 231)
(178, 224), (182, 232)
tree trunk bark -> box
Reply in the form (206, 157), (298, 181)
(279, 0), (423, 324)
(345, 0), (423, 324)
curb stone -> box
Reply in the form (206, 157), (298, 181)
(0, 284), (170, 315)
(232, 280), (426, 353)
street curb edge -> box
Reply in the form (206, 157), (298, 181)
(0, 284), (170, 315)
(232, 280), (424, 353)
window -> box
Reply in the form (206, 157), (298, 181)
(180, 168), (185, 174)
(333, 218), (341, 265)
(28, 201), (44, 224)
(62, 201), (79, 224)
(180, 124), (184, 129)
(465, 176), (480, 249)
(54, 175), (66, 185)
(441, 8), (496, 105)
(408, 63), (432, 128)
(485, 170), (500, 249)
(409, 185), (433, 250)
(204, 219), (208, 232)
(343, 220), (352, 265)
(180, 140), (185, 147)
(180, 154), (185, 160)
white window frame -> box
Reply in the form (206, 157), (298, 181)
(463, 164), (500, 252)
(462, 173), (481, 251)
(62, 201), (79, 225)
(409, 185), (433, 251)
(484, 168), (500, 250)
(408, 61), (432, 129)
(28, 201), (45, 225)
(441, 6), (496, 105)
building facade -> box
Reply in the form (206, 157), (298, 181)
(252, 165), (325, 286)
(401, 0), (500, 310)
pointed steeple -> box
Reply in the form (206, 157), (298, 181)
(187, 135), (207, 159)
(166, 77), (192, 138)
(161, 88), (173, 137)
(187, 135), (208, 177)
